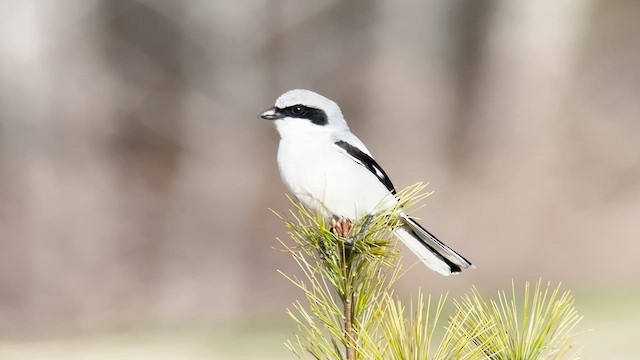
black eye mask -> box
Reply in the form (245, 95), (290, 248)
(279, 105), (328, 126)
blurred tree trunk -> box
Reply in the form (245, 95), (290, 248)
(100, 0), (186, 318)
(0, 2), (37, 330)
(563, 0), (640, 202)
(446, 1), (495, 172)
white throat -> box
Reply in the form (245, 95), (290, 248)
(275, 118), (344, 139)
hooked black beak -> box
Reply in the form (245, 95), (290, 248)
(259, 107), (285, 120)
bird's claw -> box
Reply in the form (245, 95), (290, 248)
(331, 216), (352, 238)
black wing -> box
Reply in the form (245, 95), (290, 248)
(334, 140), (396, 194)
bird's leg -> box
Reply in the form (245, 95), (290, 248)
(332, 216), (355, 261)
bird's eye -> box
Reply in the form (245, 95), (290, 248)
(290, 105), (305, 116)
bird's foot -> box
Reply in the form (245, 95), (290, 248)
(331, 216), (352, 238)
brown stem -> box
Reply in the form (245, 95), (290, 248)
(344, 293), (355, 360)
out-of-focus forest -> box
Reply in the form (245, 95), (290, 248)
(1, 1), (639, 359)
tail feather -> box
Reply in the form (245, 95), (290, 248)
(394, 216), (473, 276)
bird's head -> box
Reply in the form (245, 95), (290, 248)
(259, 89), (349, 137)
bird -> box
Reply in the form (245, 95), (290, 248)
(259, 89), (472, 276)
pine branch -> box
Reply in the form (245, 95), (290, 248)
(450, 280), (585, 360)
(344, 292), (355, 360)
(275, 184), (426, 359)
(274, 183), (584, 360)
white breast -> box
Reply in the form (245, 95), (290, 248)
(277, 133), (396, 220)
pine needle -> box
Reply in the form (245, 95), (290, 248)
(451, 280), (584, 360)
(274, 184), (584, 360)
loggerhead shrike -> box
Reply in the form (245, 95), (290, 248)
(260, 89), (472, 276)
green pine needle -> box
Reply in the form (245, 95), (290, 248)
(273, 184), (584, 360)
(450, 280), (584, 360)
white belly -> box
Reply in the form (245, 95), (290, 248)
(277, 136), (396, 219)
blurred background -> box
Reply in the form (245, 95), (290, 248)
(1, 0), (639, 359)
